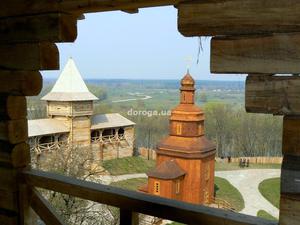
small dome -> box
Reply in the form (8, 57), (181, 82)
(181, 71), (195, 86)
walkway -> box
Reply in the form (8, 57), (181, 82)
(216, 169), (280, 218)
(98, 169), (281, 218)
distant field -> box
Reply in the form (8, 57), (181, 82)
(258, 178), (280, 209)
(215, 162), (281, 171)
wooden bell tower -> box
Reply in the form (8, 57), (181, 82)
(146, 72), (216, 205)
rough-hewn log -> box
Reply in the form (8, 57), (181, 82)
(0, 190), (18, 212)
(0, 0), (182, 18)
(0, 13), (77, 43)
(0, 119), (28, 144)
(0, 209), (18, 225)
(280, 194), (300, 225)
(0, 167), (17, 191)
(245, 75), (300, 115)
(30, 188), (66, 225)
(282, 116), (300, 156)
(0, 43), (59, 70)
(23, 169), (276, 225)
(120, 210), (139, 225)
(178, 0), (300, 36)
(0, 96), (26, 120)
(0, 71), (42, 96)
(211, 34), (300, 74)
(281, 155), (300, 194)
(0, 143), (30, 168)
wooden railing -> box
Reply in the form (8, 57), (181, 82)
(21, 169), (277, 225)
(30, 140), (69, 154)
(91, 134), (126, 144)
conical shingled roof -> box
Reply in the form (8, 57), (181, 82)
(42, 58), (98, 101)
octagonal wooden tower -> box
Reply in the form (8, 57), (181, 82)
(146, 72), (216, 205)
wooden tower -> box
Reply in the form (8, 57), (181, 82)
(146, 72), (216, 205)
(42, 58), (98, 146)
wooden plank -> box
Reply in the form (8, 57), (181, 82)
(211, 34), (300, 74)
(0, 119), (28, 144)
(0, 190), (18, 212)
(0, 167), (17, 191)
(178, 0), (300, 36)
(0, 13), (77, 43)
(0, 96), (27, 120)
(0, 0), (182, 18)
(120, 210), (139, 225)
(30, 188), (65, 225)
(0, 71), (42, 96)
(281, 155), (300, 194)
(0, 43), (59, 71)
(0, 209), (18, 225)
(283, 116), (300, 156)
(245, 75), (300, 115)
(279, 193), (300, 225)
(0, 143), (30, 168)
(23, 169), (276, 225)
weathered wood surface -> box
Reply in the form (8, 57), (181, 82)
(0, 96), (26, 120)
(0, 71), (42, 96)
(0, 0), (183, 17)
(23, 169), (277, 225)
(245, 75), (300, 115)
(0, 209), (18, 225)
(283, 116), (300, 156)
(0, 167), (17, 191)
(0, 43), (59, 70)
(281, 155), (300, 194)
(280, 193), (300, 225)
(211, 34), (300, 74)
(0, 190), (18, 212)
(178, 0), (300, 36)
(0, 13), (77, 43)
(0, 143), (30, 168)
(0, 119), (27, 144)
(30, 188), (66, 225)
(120, 210), (139, 225)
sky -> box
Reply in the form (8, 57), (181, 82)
(42, 6), (245, 81)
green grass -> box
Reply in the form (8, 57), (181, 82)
(215, 177), (245, 211)
(111, 178), (147, 191)
(102, 156), (155, 175)
(215, 162), (281, 171)
(257, 210), (277, 221)
(258, 178), (280, 209)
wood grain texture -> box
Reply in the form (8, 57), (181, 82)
(280, 193), (300, 225)
(0, 0), (182, 18)
(0, 190), (18, 212)
(30, 188), (65, 225)
(0, 167), (17, 191)
(0, 13), (77, 43)
(0, 43), (59, 71)
(281, 155), (300, 194)
(0, 210), (18, 225)
(283, 116), (300, 156)
(0, 96), (26, 120)
(211, 34), (300, 74)
(178, 0), (300, 36)
(23, 169), (276, 225)
(0, 119), (28, 144)
(0, 143), (30, 168)
(0, 71), (42, 96)
(245, 75), (300, 115)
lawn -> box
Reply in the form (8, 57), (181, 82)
(257, 210), (277, 221)
(102, 156), (155, 175)
(215, 162), (281, 171)
(258, 178), (280, 209)
(111, 176), (245, 212)
(214, 177), (245, 211)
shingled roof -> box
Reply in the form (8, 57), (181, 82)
(42, 58), (98, 101)
(147, 160), (186, 180)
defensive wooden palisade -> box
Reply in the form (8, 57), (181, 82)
(0, 0), (298, 225)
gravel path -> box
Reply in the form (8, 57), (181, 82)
(99, 169), (281, 218)
(216, 169), (280, 218)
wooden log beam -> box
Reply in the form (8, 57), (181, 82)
(0, 190), (18, 212)
(0, 143), (30, 168)
(0, 71), (42, 96)
(0, 167), (17, 191)
(245, 75), (300, 115)
(0, 0), (183, 18)
(23, 169), (277, 225)
(211, 34), (300, 74)
(0, 96), (26, 120)
(178, 0), (300, 36)
(30, 188), (66, 225)
(0, 119), (27, 144)
(0, 209), (18, 225)
(0, 13), (77, 44)
(0, 43), (59, 71)
(282, 116), (300, 156)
